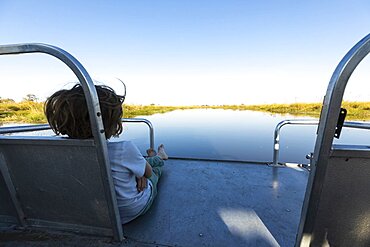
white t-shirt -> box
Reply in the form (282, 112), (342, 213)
(107, 140), (151, 224)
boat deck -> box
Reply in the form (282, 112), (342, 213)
(1, 159), (309, 247)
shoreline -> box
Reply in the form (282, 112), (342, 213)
(1, 101), (370, 124)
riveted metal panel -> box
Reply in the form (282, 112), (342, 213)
(306, 146), (370, 246)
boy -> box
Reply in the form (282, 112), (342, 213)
(45, 84), (167, 223)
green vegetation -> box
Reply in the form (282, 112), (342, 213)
(1, 100), (370, 124)
(0, 99), (45, 123)
(123, 105), (199, 118)
(239, 102), (370, 120)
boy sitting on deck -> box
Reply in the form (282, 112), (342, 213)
(44, 84), (168, 224)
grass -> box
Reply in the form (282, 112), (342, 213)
(123, 105), (199, 118)
(239, 102), (370, 120)
(0, 100), (45, 124)
(1, 100), (370, 124)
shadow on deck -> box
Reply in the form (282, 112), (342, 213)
(124, 159), (308, 247)
(0, 159), (308, 247)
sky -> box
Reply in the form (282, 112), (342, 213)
(0, 0), (370, 105)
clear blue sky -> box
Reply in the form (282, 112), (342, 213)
(1, 0), (370, 105)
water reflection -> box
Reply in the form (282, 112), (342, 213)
(4, 109), (370, 164)
(118, 109), (318, 164)
(272, 168), (279, 191)
(121, 109), (370, 164)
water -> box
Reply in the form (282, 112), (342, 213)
(117, 109), (370, 164)
(3, 109), (370, 164)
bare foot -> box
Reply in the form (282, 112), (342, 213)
(157, 144), (168, 160)
(146, 148), (157, 157)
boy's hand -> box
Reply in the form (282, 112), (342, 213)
(136, 176), (147, 192)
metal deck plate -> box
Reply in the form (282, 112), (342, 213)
(124, 159), (309, 247)
(0, 159), (308, 247)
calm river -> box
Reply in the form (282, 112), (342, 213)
(117, 109), (370, 164)
(4, 109), (370, 164)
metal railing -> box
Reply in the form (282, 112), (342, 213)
(272, 119), (370, 166)
(0, 124), (50, 134)
(120, 118), (155, 149)
(0, 118), (154, 149)
(272, 119), (319, 166)
(0, 43), (123, 241)
(296, 33), (370, 246)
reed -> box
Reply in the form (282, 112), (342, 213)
(0, 100), (45, 123)
(238, 102), (370, 120)
(1, 101), (370, 124)
(123, 105), (198, 118)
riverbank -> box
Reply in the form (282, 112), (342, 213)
(1, 101), (370, 124)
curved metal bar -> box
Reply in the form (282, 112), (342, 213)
(272, 119), (319, 166)
(0, 118), (154, 148)
(0, 44), (105, 140)
(313, 34), (370, 165)
(0, 118), (155, 150)
(0, 43), (123, 241)
(272, 119), (370, 166)
(122, 118), (155, 149)
(296, 33), (370, 246)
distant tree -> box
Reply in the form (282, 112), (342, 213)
(0, 97), (15, 103)
(23, 94), (38, 102)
